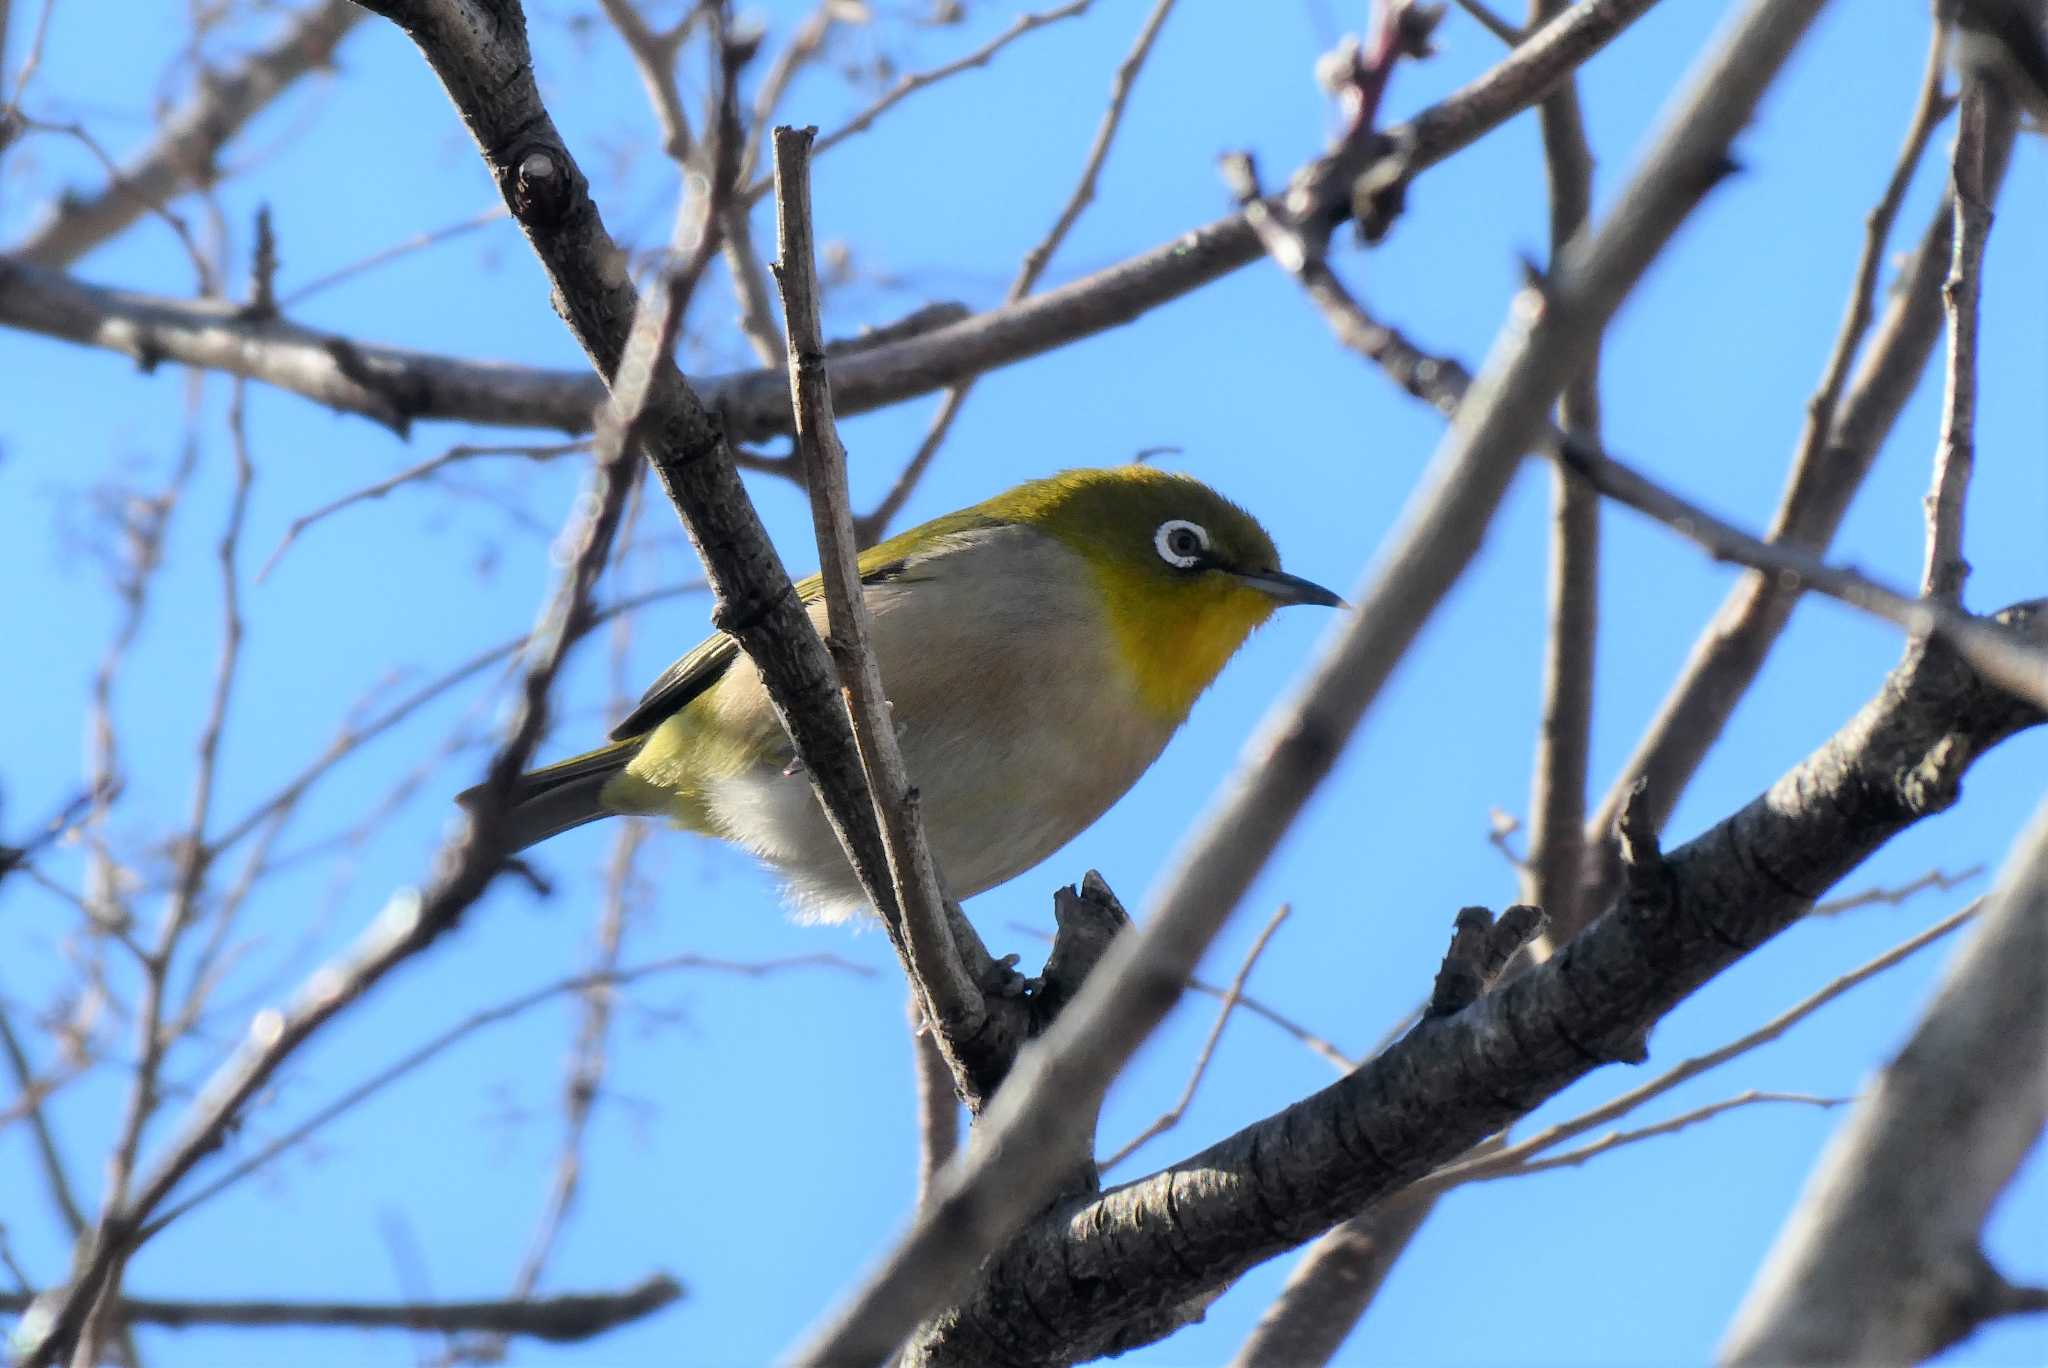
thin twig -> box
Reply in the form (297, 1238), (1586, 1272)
(738, 1), (1094, 205)
(280, 205), (508, 307)
(1923, 78), (1998, 600)
(1412, 901), (1980, 1195)
(1810, 865), (1983, 917)
(0, 1275), (683, 1340)
(1478, 1090), (1850, 1180)
(139, 949), (868, 1240)
(1102, 905), (1291, 1171)
(855, 0), (1179, 541)
(909, 994), (959, 1206)
(11, 115), (216, 290)
(12, 0), (362, 269)
(739, 4), (836, 187)
(256, 439), (591, 582)
(0, 1005), (89, 1236)
(0, 0), (57, 133)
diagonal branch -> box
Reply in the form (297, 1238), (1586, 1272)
(1723, 799), (2048, 1364)
(12, 0), (363, 267)
(1228, 158), (2048, 710)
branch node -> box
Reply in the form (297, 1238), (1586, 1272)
(241, 204), (280, 322)
(1425, 903), (1543, 1019)
(1616, 778), (1664, 880)
(1032, 871), (1131, 1031)
(1426, 905), (1495, 1018)
(506, 144), (577, 227)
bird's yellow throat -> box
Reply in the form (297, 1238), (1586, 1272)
(1087, 557), (1277, 721)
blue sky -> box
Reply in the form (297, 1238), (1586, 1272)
(2, 1), (2044, 1365)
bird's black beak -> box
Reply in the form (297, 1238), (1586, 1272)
(1233, 568), (1346, 609)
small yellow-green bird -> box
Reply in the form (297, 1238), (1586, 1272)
(488, 466), (1341, 919)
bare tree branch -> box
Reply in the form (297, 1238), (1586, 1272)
(1524, 0), (1602, 945)
(738, 2), (1096, 205)
(279, 204), (507, 308)
(1101, 904), (1291, 1172)
(0, 0), (1667, 442)
(12, 0), (363, 267)
(1227, 149), (2048, 711)
(1923, 77), (2002, 600)
(0, 1275), (682, 1341)
(1723, 801), (2048, 1364)
(856, 0), (1181, 541)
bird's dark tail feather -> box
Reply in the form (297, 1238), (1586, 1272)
(456, 737), (639, 853)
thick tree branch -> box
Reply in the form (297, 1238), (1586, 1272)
(1922, 77), (2001, 600)
(1722, 799), (2048, 1364)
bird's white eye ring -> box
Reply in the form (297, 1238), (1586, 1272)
(1154, 519), (1210, 569)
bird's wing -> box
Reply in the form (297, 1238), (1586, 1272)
(609, 630), (743, 741)
(605, 518), (988, 742)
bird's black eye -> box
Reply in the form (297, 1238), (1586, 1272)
(1154, 518), (1210, 569)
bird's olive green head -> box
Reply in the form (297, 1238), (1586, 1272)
(979, 467), (1342, 720)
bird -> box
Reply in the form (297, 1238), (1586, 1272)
(477, 466), (1343, 920)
